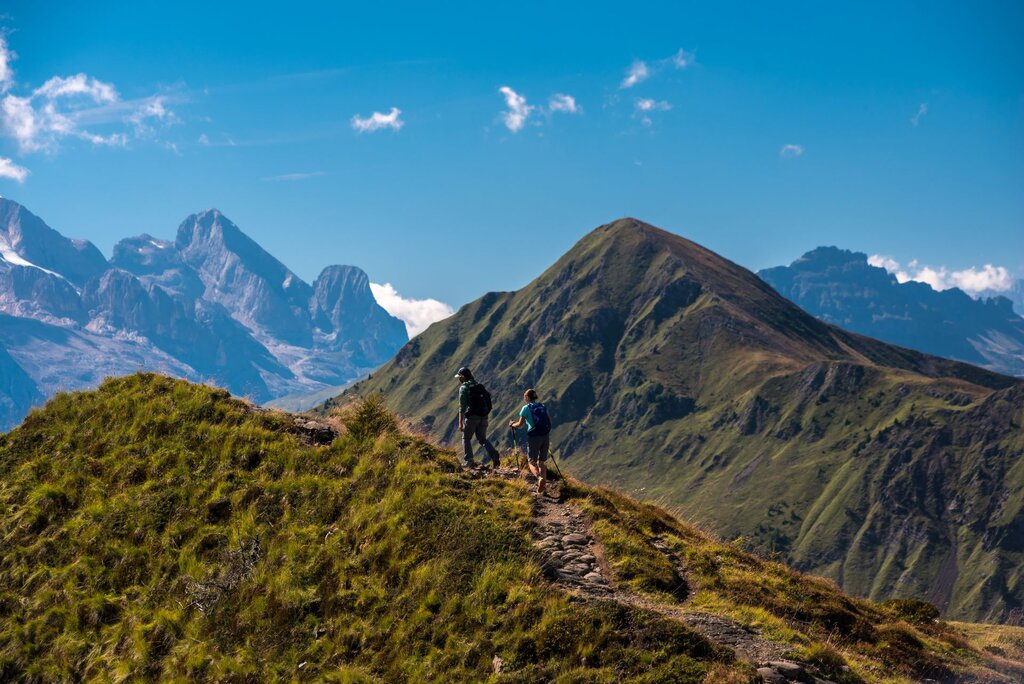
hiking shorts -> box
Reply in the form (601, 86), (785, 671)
(527, 433), (549, 463)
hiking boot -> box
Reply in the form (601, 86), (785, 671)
(491, 459), (501, 469)
(462, 460), (479, 469)
(537, 478), (546, 494)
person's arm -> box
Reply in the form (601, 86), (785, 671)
(509, 405), (527, 429)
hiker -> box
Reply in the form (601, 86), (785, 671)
(509, 388), (551, 493)
(455, 367), (501, 468)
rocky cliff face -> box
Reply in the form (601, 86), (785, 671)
(978, 278), (1024, 317)
(758, 247), (1024, 377)
(0, 200), (107, 287)
(336, 218), (1024, 622)
(0, 198), (407, 428)
(311, 265), (407, 363)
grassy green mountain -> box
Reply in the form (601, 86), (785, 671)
(331, 218), (1024, 625)
(3, 374), (1024, 682)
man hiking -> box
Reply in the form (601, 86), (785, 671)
(508, 388), (551, 494)
(455, 367), (501, 469)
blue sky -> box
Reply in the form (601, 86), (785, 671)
(0, 1), (1021, 313)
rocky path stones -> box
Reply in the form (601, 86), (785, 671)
(531, 488), (614, 597)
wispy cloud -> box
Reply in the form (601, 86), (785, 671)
(127, 95), (177, 136)
(369, 282), (454, 337)
(0, 34), (13, 93)
(867, 255), (900, 273)
(498, 88), (581, 132)
(262, 171), (327, 182)
(635, 98), (671, 112)
(620, 60), (650, 89)
(911, 103), (928, 127)
(669, 48), (696, 69)
(619, 48), (695, 90)
(0, 33), (179, 154)
(499, 86), (534, 132)
(779, 144), (804, 158)
(868, 255), (1014, 295)
(351, 106), (404, 133)
(34, 74), (117, 102)
(0, 156), (28, 182)
(634, 98), (671, 127)
(548, 93), (580, 114)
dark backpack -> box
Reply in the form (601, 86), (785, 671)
(466, 383), (492, 417)
(527, 402), (551, 436)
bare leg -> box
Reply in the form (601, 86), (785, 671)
(537, 461), (547, 493)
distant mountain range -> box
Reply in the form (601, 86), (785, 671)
(333, 218), (1024, 623)
(0, 199), (406, 429)
(758, 247), (1024, 377)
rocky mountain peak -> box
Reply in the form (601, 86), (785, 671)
(111, 234), (178, 274)
(173, 208), (229, 249)
(792, 246), (871, 270)
(310, 264), (406, 361)
(173, 209), (314, 344)
(0, 198), (108, 287)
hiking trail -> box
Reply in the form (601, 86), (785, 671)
(467, 463), (831, 683)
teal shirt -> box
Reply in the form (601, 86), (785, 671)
(519, 404), (534, 431)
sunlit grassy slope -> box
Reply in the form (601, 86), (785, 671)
(1, 374), (1021, 682)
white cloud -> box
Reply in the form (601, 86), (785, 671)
(0, 34), (14, 93)
(634, 98), (671, 127)
(911, 103), (928, 127)
(0, 156), (29, 182)
(351, 107), (404, 133)
(620, 60), (649, 89)
(670, 48), (696, 69)
(34, 73), (118, 102)
(869, 254), (1014, 295)
(780, 143), (804, 158)
(0, 36), (177, 154)
(619, 49), (694, 90)
(949, 265), (1014, 293)
(548, 93), (580, 114)
(127, 95), (176, 136)
(198, 133), (209, 145)
(635, 98), (671, 112)
(499, 86), (534, 132)
(369, 282), (454, 337)
(867, 254), (900, 272)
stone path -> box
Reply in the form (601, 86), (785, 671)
(531, 488), (614, 597)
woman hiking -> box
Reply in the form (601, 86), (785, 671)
(508, 388), (552, 493)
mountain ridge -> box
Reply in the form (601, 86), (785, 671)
(758, 246), (1024, 377)
(0, 198), (407, 429)
(334, 217), (1024, 623)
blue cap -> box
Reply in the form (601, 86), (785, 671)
(454, 366), (472, 378)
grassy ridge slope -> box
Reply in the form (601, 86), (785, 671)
(1, 374), (1022, 681)
(333, 218), (1024, 623)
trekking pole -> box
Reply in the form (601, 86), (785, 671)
(507, 427), (522, 473)
(548, 443), (565, 481)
